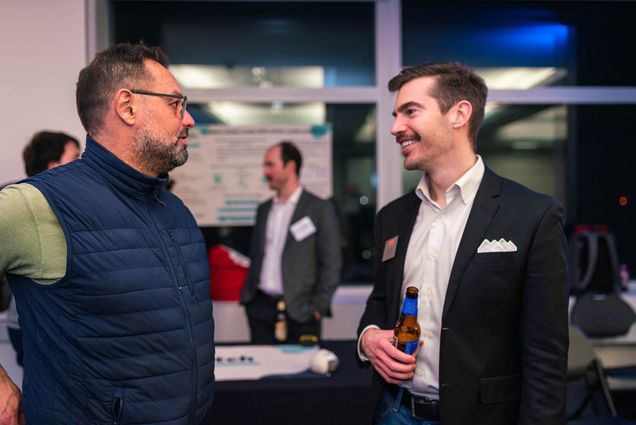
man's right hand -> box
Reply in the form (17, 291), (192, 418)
(0, 368), (24, 425)
(361, 328), (419, 384)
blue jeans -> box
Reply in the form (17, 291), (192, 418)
(373, 387), (440, 425)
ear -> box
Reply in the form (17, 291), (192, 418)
(285, 160), (298, 176)
(114, 89), (137, 126)
(451, 100), (473, 129)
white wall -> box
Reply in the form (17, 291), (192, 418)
(0, 0), (87, 184)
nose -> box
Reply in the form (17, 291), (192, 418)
(182, 110), (195, 128)
(391, 115), (404, 137)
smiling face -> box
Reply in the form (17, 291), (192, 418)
(391, 76), (456, 171)
(131, 59), (195, 176)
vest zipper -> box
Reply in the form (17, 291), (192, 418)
(111, 388), (124, 425)
(153, 189), (167, 206)
(167, 231), (200, 423)
(168, 230), (195, 296)
(148, 210), (199, 425)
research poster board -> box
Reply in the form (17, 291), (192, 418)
(170, 124), (332, 226)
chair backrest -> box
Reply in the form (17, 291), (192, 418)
(567, 326), (619, 419)
(571, 293), (636, 338)
(568, 230), (620, 295)
(568, 325), (597, 380)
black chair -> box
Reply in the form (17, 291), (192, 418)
(567, 326), (636, 424)
(569, 231), (620, 295)
(570, 418), (636, 424)
(571, 293), (636, 338)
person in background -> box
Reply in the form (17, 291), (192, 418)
(241, 141), (342, 344)
(0, 42), (214, 425)
(22, 131), (81, 177)
(4, 131), (80, 368)
(357, 62), (568, 425)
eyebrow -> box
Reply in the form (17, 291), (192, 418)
(392, 101), (424, 117)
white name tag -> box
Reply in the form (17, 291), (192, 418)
(290, 216), (317, 242)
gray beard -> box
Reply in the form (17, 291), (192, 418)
(133, 128), (188, 175)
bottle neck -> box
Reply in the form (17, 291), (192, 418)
(401, 297), (418, 316)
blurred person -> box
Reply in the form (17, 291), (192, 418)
(4, 131), (80, 368)
(0, 42), (214, 425)
(22, 131), (80, 177)
(357, 62), (568, 425)
(241, 142), (342, 343)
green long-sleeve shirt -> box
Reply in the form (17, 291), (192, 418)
(0, 183), (66, 284)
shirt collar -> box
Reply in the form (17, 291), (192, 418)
(415, 155), (485, 206)
(274, 185), (302, 206)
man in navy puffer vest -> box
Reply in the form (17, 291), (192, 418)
(0, 43), (214, 425)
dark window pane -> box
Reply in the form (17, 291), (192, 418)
(402, 1), (636, 86)
(113, 2), (375, 87)
(572, 105), (635, 269)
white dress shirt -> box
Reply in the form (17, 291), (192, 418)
(403, 156), (484, 398)
(258, 186), (303, 296)
(357, 156), (485, 399)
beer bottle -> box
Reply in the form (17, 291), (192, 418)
(274, 300), (287, 342)
(393, 286), (421, 354)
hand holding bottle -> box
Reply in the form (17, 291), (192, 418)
(361, 328), (421, 384)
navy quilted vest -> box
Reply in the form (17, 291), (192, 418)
(8, 137), (214, 425)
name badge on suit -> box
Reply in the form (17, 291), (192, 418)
(382, 236), (399, 262)
(290, 216), (317, 242)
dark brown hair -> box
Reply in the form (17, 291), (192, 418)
(278, 141), (302, 177)
(76, 42), (169, 135)
(23, 131), (80, 176)
(388, 62), (487, 145)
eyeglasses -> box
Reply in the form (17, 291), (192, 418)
(130, 89), (188, 119)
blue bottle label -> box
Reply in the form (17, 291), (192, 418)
(403, 340), (419, 355)
(401, 297), (417, 316)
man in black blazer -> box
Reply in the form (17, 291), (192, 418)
(241, 142), (342, 343)
(357, 63), (568, 425)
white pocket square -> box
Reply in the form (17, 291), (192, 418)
(477, 238), (517, 253)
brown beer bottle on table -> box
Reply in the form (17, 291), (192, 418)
(393, 286), (421, 354)
(274, 300), (287, 342)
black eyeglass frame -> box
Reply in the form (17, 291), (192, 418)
(130, 89), (188, 119)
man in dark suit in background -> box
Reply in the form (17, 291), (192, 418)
(241, 142), (342, 343)
(357, 62), (568, 425)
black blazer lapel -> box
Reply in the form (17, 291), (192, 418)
(442, 168), (501, 319)
(258, 200), (273, 254)
(387, 192), (421, 322)
(283, 190), (309, 253)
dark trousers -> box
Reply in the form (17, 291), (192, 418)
(245, 290), (321, 344)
